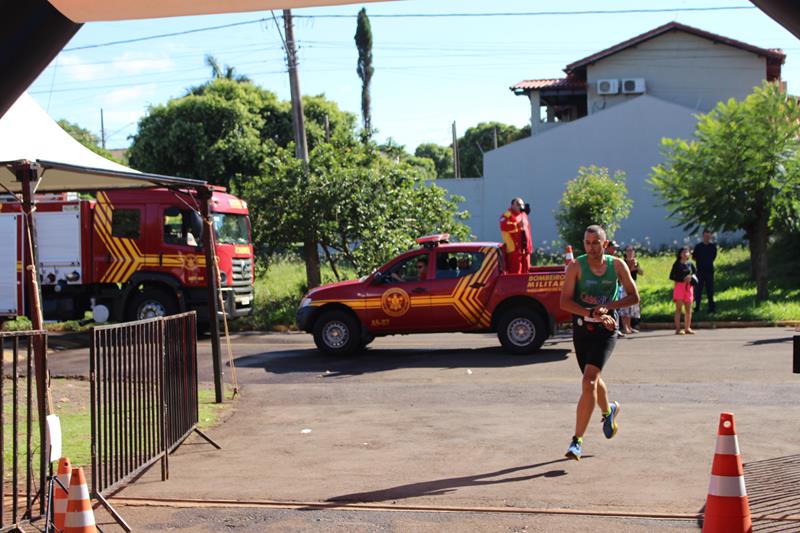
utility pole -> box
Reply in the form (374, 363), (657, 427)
(324, 114), (330, 143)
(283, 9), (320, 287)
(284, 10), (309, 162)
(100, 108), (106, 149)
(452, 121), (460, 178)
(493, 127), (498, 150)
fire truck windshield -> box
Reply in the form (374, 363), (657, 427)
(212, 213), (250, 245)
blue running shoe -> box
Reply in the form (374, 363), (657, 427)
(565, 437), (582, 461)
(602, 401), (620, 439)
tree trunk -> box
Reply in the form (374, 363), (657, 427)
(747, 219), (770, 301)
(320, 242), (341, 281)
(303, 236), (321, 289)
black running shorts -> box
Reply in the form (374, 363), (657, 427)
(572, 315), (617, 373)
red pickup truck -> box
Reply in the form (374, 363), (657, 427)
(297, 235), (571, 355)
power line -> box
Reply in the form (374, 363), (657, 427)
(296, 6), (757, 18)
(63, 6), (757, 51)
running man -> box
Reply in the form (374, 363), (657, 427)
(559, 225), (639, 460)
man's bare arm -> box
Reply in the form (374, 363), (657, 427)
(560, 262), (591, 317)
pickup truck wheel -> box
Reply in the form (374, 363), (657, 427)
(126, 288), (178, 321)
(313, 310), (362, 356)
(497, 307), (548, 355)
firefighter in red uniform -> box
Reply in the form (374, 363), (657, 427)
(499, 197), (532, 274)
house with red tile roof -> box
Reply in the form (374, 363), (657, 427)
(443, 22), (785, 247)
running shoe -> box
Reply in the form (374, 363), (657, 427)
(565, 437), (582, 461)
(602, 401), (620, 439)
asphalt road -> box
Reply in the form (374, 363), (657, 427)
(48, 327), (800, 532)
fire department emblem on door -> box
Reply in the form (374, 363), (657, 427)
(381, 287), (411, 317)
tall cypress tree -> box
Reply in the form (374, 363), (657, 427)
(354, 8), (374, 143)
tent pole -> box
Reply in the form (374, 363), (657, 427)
(199, 187), (223, 403)
(16, 161), (51, 514)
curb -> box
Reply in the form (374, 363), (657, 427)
(640, 320), (800, 330)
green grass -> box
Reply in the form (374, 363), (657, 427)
(234, 256), (357, 332)
(636, 246), (800, 322)
(2, 379), (233, 476)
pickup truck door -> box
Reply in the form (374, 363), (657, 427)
(427, 248), (498, 330)
(365, 252), (431, 333)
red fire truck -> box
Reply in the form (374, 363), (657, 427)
(0, 187), (254, 324)
(296, 234), (571, 356)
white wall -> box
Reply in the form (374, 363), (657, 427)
(440, 95), (699, 249)
(587, 30), (766, 115)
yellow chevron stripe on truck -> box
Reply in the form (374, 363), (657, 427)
(95, 192), (206, 284)
(313, 247), (497, 328)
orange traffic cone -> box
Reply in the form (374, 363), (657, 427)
(53, 457), (72, 532)
(63, 467), (97, 533)
(702, 412), (751, 533)
(564, 245), (574, 265)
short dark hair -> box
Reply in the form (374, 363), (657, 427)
(585, 224), (607, 240)
(703, 228), (712, 234)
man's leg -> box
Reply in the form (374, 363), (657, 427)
(596, 376), (610, 414)
(707, 272), (716, 312)
(694, 274), (704, 312)
(574, 364), (602, 439)
(506, 252), (522, 274)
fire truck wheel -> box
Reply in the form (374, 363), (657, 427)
(497, 307), (547, 355)
(313, 310), (362, 356)
(127, 288), (178, 321)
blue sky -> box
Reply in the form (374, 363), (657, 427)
(27, 0), (799, 152)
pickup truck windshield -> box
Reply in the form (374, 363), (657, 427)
(213, 213), (250, 245)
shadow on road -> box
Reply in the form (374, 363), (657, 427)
(746, 337), (794, 347)
(325, 459), (572, 503)
(233, 347), (571, 376)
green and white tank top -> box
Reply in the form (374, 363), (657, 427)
(573, 254), (619, 310)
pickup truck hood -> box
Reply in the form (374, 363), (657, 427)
(307, 278), (364, 299)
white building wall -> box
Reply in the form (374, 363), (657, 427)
(440, 95), (700, 249)
(586, 31), (766, 115)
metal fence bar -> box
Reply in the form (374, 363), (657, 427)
(90, 312), (203, 503)
(0, 330), (47, 532)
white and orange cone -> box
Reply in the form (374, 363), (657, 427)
(63, 467), (97, 533)
(702, 412), (752, 533)
(564, 245), (574, 265)
(53, 457), (72, 532)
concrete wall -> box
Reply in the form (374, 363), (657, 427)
(586, 30), (766, 115)
(439, 95), (699, 248)
(440, 177), (485, 241)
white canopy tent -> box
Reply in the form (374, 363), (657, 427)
(0, 92), (205, 194)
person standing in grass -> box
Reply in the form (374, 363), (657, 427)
(669, 246), (696, 335)
(618, 245), (643, 334)
(692, 229), (717, 314)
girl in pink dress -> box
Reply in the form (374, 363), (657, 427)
(669, 246), (696, 335)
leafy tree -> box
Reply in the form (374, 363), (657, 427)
(650, 82), (800, 301)
(128, 79), (356, 190)
(415, 143), (453, 178)
(457, 122), (529, 177)
(128, 80), (273, 188)
(555, 165), (633, 249)
(238, 142), (470, 278)
(57, 119), (117, 160)
(205, 54), (251, 83)
(354, 7), (374, 143)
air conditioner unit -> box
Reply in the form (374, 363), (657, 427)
(596, 79), (619, 95)
(621, 78), (646, 94)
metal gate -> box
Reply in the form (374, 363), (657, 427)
(90, 312), (216, 531)
(0, 330), (47, 532)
